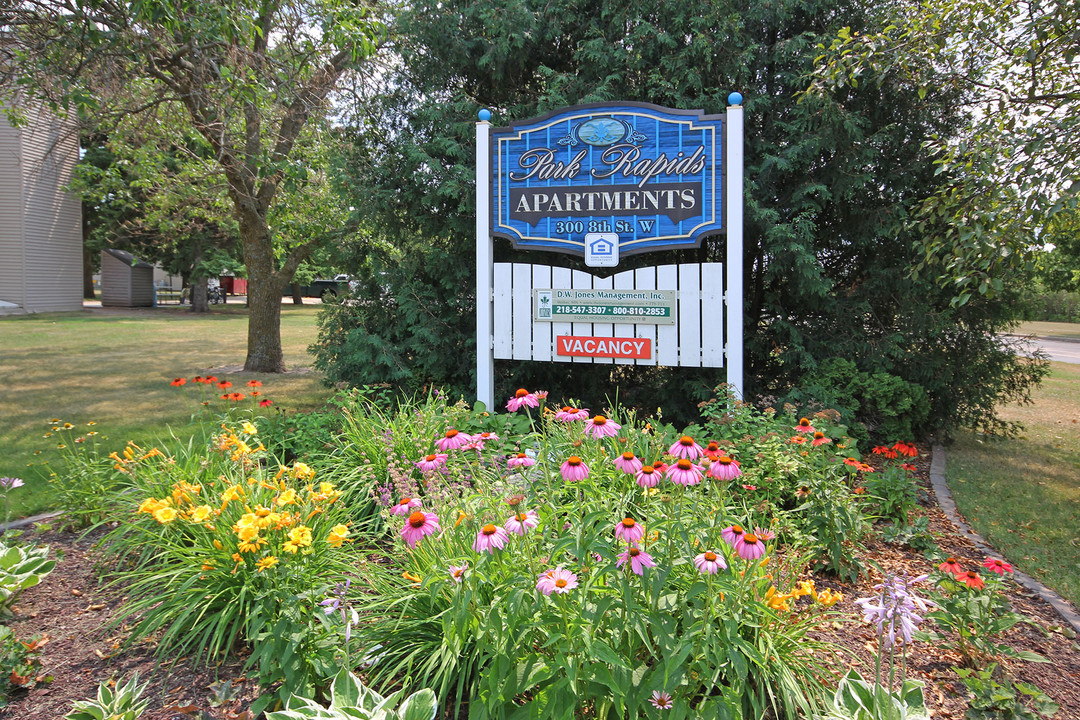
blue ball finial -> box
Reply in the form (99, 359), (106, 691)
(478, 109), (492, 122)
(728, 92), (743, 106)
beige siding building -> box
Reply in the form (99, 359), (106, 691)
(0, 102), (83, 314)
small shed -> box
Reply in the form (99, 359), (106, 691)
(100, 249), (155, 307)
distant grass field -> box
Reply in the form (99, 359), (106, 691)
(0, 304), (331, 518)
(1015, 320), (1080, 340)
(947, 360), (1080, 607)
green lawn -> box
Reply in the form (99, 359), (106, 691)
(946, 360), (1080, 607)
(0, 304), (331, 518)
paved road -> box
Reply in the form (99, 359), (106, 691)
(1007, 335), (1080, 364)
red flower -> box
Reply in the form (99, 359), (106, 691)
(872, 446), (898, 459)
(957, 570), (985, 590)
(205, 376), (218, 384)
(893, 441), (918, 457)
(192, 375), (205, 383)
(842, 457), (860, 467)
(939, 557), (964, 576)
(217, 381), (232, 390)
(170, 378), (186, 387)
(247, 380), (263, 387)
(259, 399), (274, 407)
(982, 558), (1012, 576)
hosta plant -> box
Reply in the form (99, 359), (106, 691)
(0, 540), (55, 616)
(266, 667), (437, 720)
(820, 669), (929, 720)
(64, 673), (149, 720)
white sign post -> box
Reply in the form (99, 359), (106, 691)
(476, 109), (495, 410)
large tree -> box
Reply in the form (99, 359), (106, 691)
(2, 0), (382, 371)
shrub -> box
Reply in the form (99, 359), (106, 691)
(0, 629), (49, 708)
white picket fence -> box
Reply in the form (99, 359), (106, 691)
(491, 262), (726, 367)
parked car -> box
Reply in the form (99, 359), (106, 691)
(290, 274), (355, 300)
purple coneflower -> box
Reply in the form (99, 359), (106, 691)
(735, 533), (766, 560)
(414, 453), (448, 473)
(584, 415), (621, 439)
(617, 545), (656, 575)
(560, 456), (589, 482)
(694, 550), (727, 575)
(668, 435), (703, 460)
(753, 526), (776, 541)
(505, 510), (540, 536)
(614, 517), (644, 544)
(720, 524), (745, 547)
(555, 406), (590, 422)
(536, 566), (578, 595)
(473, 523), (510, 553)
(435, 428), (472, 451)
(467, 431), (499, 451)
(506, 388), (539, 412)
(507, 452), (536, 468)
(706, 455), (741, 481)
(666, 458), (704, 486)
(635, 464), (660, 488)
(613, 451), (642, 474)
(649, 690), (673, 710)
(390, 497), (421, 516)
(449, 563), (468, 583)
(401, 511), (440, 549)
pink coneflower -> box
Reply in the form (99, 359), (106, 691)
(613, 451), (643, 474)
(435, 429), (472, 451)
(505, 510), (540, 536)
(735, 533), (766, 560)
(506, 388), (539, 412)
(720, 524), (745, 547)
(667, 458), (703, 486)
(983, 558), (1013, 575)
(507, 452), (536, 468)
(449, 563), (468, 583)
(560, 456), (589, 482)
(401, 511), (440, 548)
(414, 453), (448, 473)
(706, 455), (741, 481)
(536, 567), (578, 595)
(694, 550), (727, 575)
(811, 431), (831, 447)
(617, 545), (656, 575)
(843, 457), (861, 467)
(635, 464), (660, 488)
(938, 558), (964, 576)
(753, 526), (776, 541)
(390, 497), (422, 516)
(473, 523), (510, 553)
(957, 570), (985, 590)
(467, 431), (500, 451)
(794, 417), (815, 433)
(668, 435), (703, 460)
(703, 441), (723, 460)
(614, 517), (645, 544)
(649, 691), (673, 710)
(555, 406), (590, 422)
(584, 415), (621, 439)
(741, 484), (757, 491)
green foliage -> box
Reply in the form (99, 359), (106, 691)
(880, 517), (937, 554)
(922, 571), (1046, 666)
(342, 393), (865, 719)
(863, 465), (918, 524)
(782, 359), (930, 445)
(64, 673), (149, 720)
(44, 429), (128, 529)
(265, 667), (438, 720)
(820, 669), (928, 720)
(953, 666), (1059, 720)
(793, 464), (870, 582)
(255, 406), (346, 466)
(0, 629), (50, 708)
(0, 540), (56, 617)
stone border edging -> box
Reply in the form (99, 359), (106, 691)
(931, 443), (1080, 635)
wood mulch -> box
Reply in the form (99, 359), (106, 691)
(2, 452), (1079, 718)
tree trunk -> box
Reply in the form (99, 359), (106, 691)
(240, 215), (288, 373)
(291, 283), (304, 305)
(189, 237), (210, 313)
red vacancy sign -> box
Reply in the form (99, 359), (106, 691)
(556, 335), (652, 360)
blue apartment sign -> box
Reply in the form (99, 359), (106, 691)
(490, 102), (725, 257)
